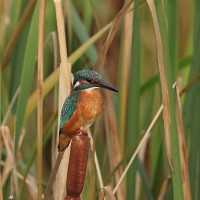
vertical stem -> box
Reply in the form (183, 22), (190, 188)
(37, 0), (46, 199)
(43, 152), (64, 200)
(54, 0), (70, 78)
(53, 1), (71, 199)
(10, 126), (15, 199)
(88, 130), (104, 189)
(118, 1), (133, 154)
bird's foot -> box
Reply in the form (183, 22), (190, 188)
(76, 128), (87, 136)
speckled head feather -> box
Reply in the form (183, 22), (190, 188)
(73, 69), (102, 85)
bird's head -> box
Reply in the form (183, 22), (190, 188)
(73, 69), (118, 92)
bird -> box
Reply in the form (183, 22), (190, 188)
(58, 69), (118, 152)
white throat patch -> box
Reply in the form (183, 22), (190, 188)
(85, 87), (99, 92)
(74, 81), (80, 89)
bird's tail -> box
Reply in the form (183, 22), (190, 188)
(58, 134), (71, 152)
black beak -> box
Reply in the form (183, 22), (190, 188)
(96, 80), (118, 92)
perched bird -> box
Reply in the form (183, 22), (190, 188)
(58, 69), (118, 152)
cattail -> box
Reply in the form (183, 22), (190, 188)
(64, 133), (90, 200)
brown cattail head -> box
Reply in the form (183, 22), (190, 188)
(65, 133), (90, 199)
(64, 196), (80, 200)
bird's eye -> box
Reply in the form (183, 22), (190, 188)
(87, 79), (99, 84)
(87, 79), (92, 82)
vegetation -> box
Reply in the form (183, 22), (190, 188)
(0, 0), (199, 199)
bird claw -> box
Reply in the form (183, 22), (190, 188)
(75, 128), (87, 136)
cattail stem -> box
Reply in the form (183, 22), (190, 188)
(64, 133), (90, 200)
(43, 151), (64, 200)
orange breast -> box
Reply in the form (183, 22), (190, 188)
(77, 89), (103, 128)
(61, 89), (103, 137)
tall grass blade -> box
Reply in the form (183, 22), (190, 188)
(0, 75), (9, 119)
(137, 159), (154, 200)
(10, 0), (23, 27)
(183, 1), (200, 198)
(146, 0), (173, 170)
(71, 4), (98, 64)
(83, 0), (92, 31)
(126, 2), (140, 198)
(2, 88), (20, 126)
(15, 2), (39, 154)
(166, 0), (178, 76)
(147, 0), (184, 199)
(1, 0), (37, 68)
(174, 83), (191, 200)
(9, 18), (31, 103)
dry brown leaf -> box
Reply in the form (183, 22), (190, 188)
(103, 186), (116, 200)
(146, 0), (173, 171)
(0, 159), (37, 200)
(99, 186), (116, 200)
(0, 126), (26, 199)
(104, 90), (126, 200)
(157, 176), (171, 200)
(21, 174), (37, 200)
(0, 126), (13, 187)
(16, 128), (25, 159)
(94, 0), (134, 69)
(173, 82), (191, 200)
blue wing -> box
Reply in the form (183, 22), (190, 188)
(59, 91), (80, 130)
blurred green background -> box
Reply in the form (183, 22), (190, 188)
(0, 0), (199, 199)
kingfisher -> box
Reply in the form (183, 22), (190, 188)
(58, 69), (118, 152)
